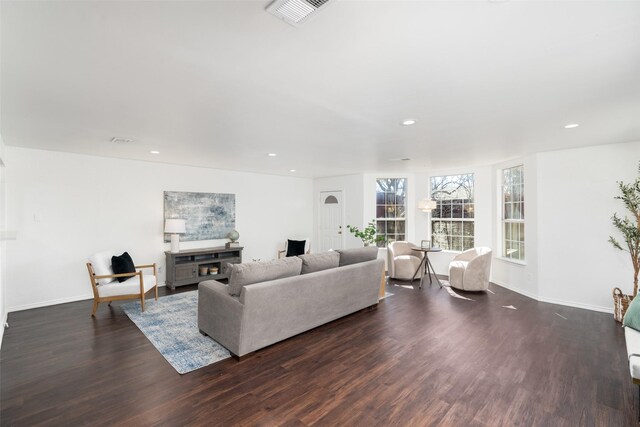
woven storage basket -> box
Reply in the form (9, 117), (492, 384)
(613, 287), (633, 323)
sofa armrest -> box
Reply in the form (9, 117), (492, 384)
(198, 280), (244, 356)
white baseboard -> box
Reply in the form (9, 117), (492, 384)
(491, 280), (539, 301)
(9, 294), (94, 312)
(0, 310), (7, 350)
(7, 282), (167, 313)
(492, 281), (613, 314)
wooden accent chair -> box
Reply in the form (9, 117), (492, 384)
(277, 238), (311, 258)
(86, 251), (158, 316)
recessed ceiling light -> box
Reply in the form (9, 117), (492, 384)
(564, 123), (579, 129)
(267, 153), (277, 157)
(150, 150), (160, 154)
(289, 169), (296, 173)
(401, 119), (416, 126)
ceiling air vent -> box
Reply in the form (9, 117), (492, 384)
(266, 0), (333, 26)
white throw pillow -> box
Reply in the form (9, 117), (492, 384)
(88, 251), (115, 285)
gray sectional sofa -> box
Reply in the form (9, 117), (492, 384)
(198, 247), (384, 359)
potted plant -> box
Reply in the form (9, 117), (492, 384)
(347, 220), (386, 247)
(609, 162), (640, 322)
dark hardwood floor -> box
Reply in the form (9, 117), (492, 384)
(0, 279), (634, 426)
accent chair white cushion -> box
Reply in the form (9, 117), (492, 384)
(387, 241), (424, 280)
(89, 251), (116, 286)
(97, 274), (156, 298)
(448, 247), (492, 291)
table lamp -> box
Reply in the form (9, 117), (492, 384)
(165, 219), (186, 253)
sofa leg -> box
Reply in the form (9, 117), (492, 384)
(231, 352), (254, 362)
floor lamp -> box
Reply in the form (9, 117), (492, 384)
(418, 198), (437, 247)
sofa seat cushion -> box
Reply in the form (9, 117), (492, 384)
(298, 251), (340, 274)
(98, 274), (156, 298)
(335, 247), (378, 267)
(625, 326), (640, 380)
(228, 257), (302, 296)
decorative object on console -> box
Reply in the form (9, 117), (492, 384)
(164, 218), (186, 253)
(609, 162), (640, 322)
(346, 220), (385, 247)
(111, 252), (136, 283)
(164, 191), (236, 242)
(86, 251), (158, 315)
(225, 229), (240, 248)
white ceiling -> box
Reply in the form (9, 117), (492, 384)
(2, 1), (640, 178)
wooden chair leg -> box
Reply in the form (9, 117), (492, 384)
(91, 300), (99, 317)
(155, 285), (158, 301)
(108, 301), (112, 306)
(140, 294), (145, 312)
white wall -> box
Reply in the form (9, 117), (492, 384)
(311, 141), (639, 314)
(536, 141), (640, 312)
(0, 135), (7, 346)
(490, 155), (539, 299)
(5, 147), (313, 311)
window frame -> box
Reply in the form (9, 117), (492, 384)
(501, 164), (525, 263)
(429, 173), (475, 252)
(375, 178), (407, 247)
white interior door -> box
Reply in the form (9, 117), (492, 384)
(319, 191), (343, 252)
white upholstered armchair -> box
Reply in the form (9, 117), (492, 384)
(387, 241), (424, 280)
(448, 247), (492, 291)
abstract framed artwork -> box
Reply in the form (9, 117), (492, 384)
(164, 191), (236, 242)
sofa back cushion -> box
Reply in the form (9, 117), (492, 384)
(228, 257), (302, 296)
(335, 247), (379, 267)
(298, 251), (340, 274)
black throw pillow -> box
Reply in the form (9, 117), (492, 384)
(286, 239), (306, 257)
(111, 252), (136, 283)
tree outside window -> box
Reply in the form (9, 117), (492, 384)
(430, 174), (474, 251)
(376, 178), (407, 247)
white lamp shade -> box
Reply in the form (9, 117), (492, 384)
(164, 219), (186, 234)
(418, 198), (437, 212)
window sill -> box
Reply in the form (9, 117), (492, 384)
(496, 256), (527, 266)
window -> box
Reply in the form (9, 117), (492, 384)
(502, 165), (525, 261)
(430, 174), (474, 251)
(376, 178), (407, 247)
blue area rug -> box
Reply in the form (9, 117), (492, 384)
(122, 291), (230, 374)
